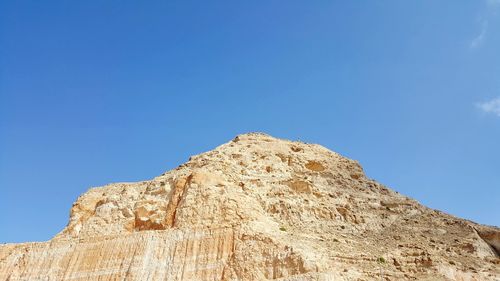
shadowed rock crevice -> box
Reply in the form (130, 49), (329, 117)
(164, 174), (192, 228)
(476, 227), (500, 257)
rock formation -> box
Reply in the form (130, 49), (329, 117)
(0, 133), (499, 280)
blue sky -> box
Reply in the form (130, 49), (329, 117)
(1, 1), (499, 243)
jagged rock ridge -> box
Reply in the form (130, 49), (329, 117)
(0, 133), (499, 280)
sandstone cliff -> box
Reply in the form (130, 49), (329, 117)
(1, 133), (499, 280)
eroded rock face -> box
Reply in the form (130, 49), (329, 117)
(1, 133), (499, 280)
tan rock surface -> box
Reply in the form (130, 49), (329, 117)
(1, 133), (499, 280)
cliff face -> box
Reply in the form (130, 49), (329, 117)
(1, 133), (499, 281)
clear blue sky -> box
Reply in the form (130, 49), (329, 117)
(1, 1), (499, 243)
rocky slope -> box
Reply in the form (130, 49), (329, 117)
(0, 133), (499, 281)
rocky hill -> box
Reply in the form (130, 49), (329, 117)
(0, 133), (498, 280)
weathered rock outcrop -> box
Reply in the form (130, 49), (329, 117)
(1, 133), (499, 280)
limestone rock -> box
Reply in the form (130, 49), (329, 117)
(1, 133), (499, 280)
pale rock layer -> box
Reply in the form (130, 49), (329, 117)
(1, 133), (499, 280)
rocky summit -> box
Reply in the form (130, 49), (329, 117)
(0, 133), (499, 281)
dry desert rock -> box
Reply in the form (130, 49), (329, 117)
(1, 133), (499, 280)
